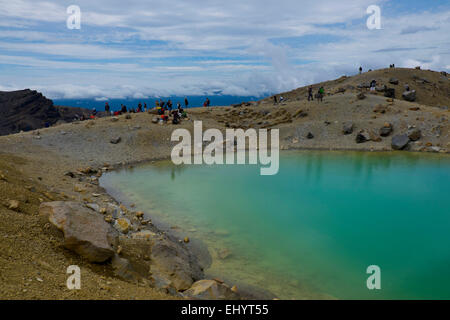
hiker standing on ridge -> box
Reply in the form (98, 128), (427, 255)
(359, 66), (363, 74)
(317, 86), (324, 103)
(184, 97), (189, 108)
(105, 102), (110, 115)
(308, 86), (314, 101)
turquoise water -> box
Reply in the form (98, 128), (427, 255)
(100, 151), (450, 300)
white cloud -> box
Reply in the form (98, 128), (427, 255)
(0, 0), (448, 98)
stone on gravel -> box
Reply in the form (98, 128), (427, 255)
(184, 280), (240, 300)
(39, 201), (117, 263)
(384, 88), (396, 98)
(356, 131), (370, 143)
(402, 90), (416, 102)
(407, 128), (422, 141)
(110, 137), (121, 144)
(392, 134), (410, 150)
(86, 203), (100, 212)
(114, 218), (132, 234)
(8, 200), (20, 211)
(389, 78), (399, 85)
(379, 123), (393, 137)
(342, 123), (354, 135)
(368, 130), (382, 142)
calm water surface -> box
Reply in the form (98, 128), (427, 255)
(100, 151), (450, 299)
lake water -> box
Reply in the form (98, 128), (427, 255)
(100, 151), (450, 300)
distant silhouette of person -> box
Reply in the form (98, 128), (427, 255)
(273, 96), (278, 104)
(184, 97), (189, 108)
(359, 66), (363, 74)
(105, 102), (110, 115)
(308, 86), (314, 101)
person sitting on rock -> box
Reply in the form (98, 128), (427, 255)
(120, 104), (127, 114)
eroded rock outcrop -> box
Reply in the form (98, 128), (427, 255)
(39, 201), (118, 263)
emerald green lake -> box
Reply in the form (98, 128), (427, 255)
(100, 151), (450, 300)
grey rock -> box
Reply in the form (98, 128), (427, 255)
(183, 280), (240, 300)
(402, 90), (416, 102)
(110, 137), (121, 144)
(86, 203), (100, 212)
(392, 134), (410, 150)
(389, 78), (399, 85)
(384, 88), (396, 98)
(356, 131), (370, 144)
(379, 124), (393, 137)
(342, 123), (354, 135)
(39, 201), (118, 263)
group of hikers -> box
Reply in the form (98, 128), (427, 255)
(89, 97), (214, 125)
(308, 86), (325, 102)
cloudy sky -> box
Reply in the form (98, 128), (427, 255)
(0, 0), (449, 99)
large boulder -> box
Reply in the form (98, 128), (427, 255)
(402, 90), (416, 102)
(39, 201), (118, 263)
(117, 235), (205, 291)
(183, 280), (240, 300)
(391, 134), (410, 150)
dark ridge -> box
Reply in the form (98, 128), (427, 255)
(0, 89), (90, 136)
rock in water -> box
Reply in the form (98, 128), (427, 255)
(184, 280), (240, 300)
(392, 134), (410, 150)
(342, 123), (354, 135)
(402, 90), (416, 102)
(407, 128), (422, 141)
(39, 202), (117, 263)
